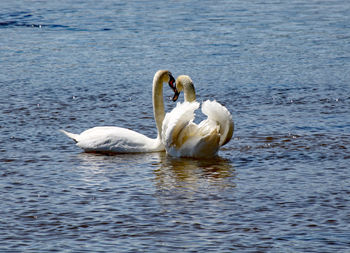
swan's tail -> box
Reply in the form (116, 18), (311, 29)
(60, 129), (79, 143)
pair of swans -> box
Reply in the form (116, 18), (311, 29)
(61, 70), (234, 158)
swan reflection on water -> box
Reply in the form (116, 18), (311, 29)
(153, 152), (236, 190)
(74, 152), (235, 190)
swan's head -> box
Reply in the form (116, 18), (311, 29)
(167, 72), (176, 91)
(155, 70), (177, 100)
(173, 75), (196, 102)
(166, 73), (179, 102)
(155, 69), (175, 87)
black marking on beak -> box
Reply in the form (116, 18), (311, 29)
(168, 74), (176, 91)
(172, 90), (180, 102)
(168, 73), (179, 102)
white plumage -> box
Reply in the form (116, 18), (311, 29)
(162, 75), (234, 158)
(60, 127), (162, 153)
(60, 70), (175, 154)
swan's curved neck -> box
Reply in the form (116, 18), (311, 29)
(152, 72), (166, 140)
(184, 83), (196, 102)
(176, 75), (196, 102)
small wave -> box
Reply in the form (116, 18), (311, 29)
(232, 133), (350, 157)
(0, 20), (77, 30)
(0, 20), (108, 32)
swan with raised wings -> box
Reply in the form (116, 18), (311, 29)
(60, 70), (175, 153)
(162, 75), (234, 158)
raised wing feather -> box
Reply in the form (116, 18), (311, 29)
(162, 101), (222, 158)
(201, 100), (234, 146)
(162, 101), (200, 148)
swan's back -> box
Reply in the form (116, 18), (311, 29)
(61, 127), (163, 153)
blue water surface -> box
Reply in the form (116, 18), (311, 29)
(1, 0), (350, 252)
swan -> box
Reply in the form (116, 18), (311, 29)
(60, 70), (175, 153)
(162, 75), (234, 158)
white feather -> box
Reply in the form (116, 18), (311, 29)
(61, 127), (163, 153)
(162, 75), (234, 158)
(60, 70), (174, 154)
(201, 100), (234, 146)
(162, 100), (232, 158)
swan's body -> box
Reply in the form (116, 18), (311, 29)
(60, 70), (175, 153)
(60, 127), (163, 153)
(162, 75), (234, 158)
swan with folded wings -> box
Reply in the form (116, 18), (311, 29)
(60, 70), (175, 153)
(162, 75), (234, 158)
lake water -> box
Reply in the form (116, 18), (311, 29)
(1, 0), (350, 252)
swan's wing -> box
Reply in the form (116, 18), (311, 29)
(162, 101), (221, 158)
(175, 126), (221, 158)
(162, 101), (200, 148)
(62, 126), (162, 153)
(201, 100), (234, 146)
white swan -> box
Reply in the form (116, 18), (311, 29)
(60, 70), (175, 153)
(162, 75), (234, 158)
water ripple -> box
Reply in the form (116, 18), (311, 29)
(1, 0), (350, 252)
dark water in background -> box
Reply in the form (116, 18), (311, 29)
(1, 0), (350, 251)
